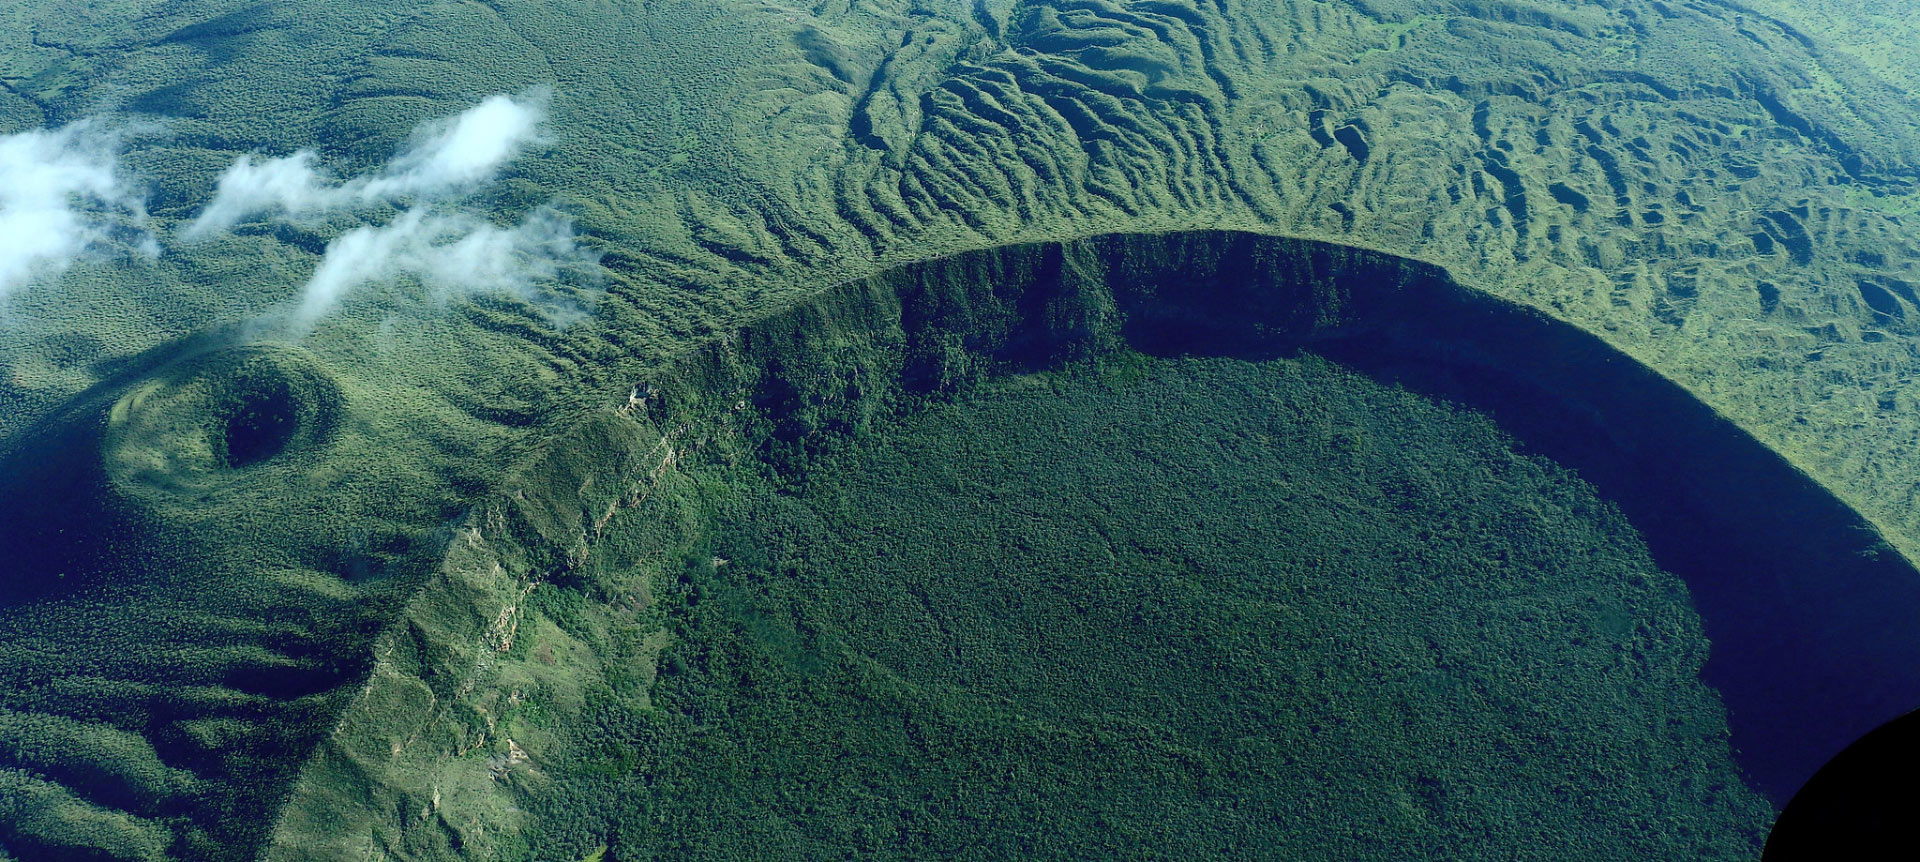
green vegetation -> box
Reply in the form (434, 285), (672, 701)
(267, 231), (1920, 859)
(516, 352), (1772, 859)
(1, 0), (1919, 858)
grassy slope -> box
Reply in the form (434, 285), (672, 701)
(5, 0), (1920, 544)
(0, 0), (1913, 858)
(1734, 0), (1920, 104)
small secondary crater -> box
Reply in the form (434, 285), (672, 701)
(215, 356), (320, 467)
(103, 345), (344, 496)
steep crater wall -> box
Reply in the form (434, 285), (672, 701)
(654, 230), (1920, 806)
(282, 230), (1920, 859)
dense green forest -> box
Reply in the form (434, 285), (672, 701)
(269, 232), (1920, 859)
(2, 0), (1920, 858)
(515, 352), (1773, 859)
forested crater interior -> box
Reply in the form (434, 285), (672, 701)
(2, 1), (1919, 859)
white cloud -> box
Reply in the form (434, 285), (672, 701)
(362, 90), (548, 199)
(0, 120), (151, 300)
(294, 205), (597, 327)
(186, 90), (549, 236)
(182, 149), (331, 239)
(184, 90), (592, 327)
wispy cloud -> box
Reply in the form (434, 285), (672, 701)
(295, 206), (595, 326)
(182, 149), (331, 238)
(0, 120), (152, 300)
(184, 89), (595, 328)
(186, 90), (549, 236)
(365, 90), (547, 199)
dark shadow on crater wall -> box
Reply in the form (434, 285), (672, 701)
(1092, 230), (1920, 807)
(0, 228), (1906, 854)
(680, 230), (1920, 809)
